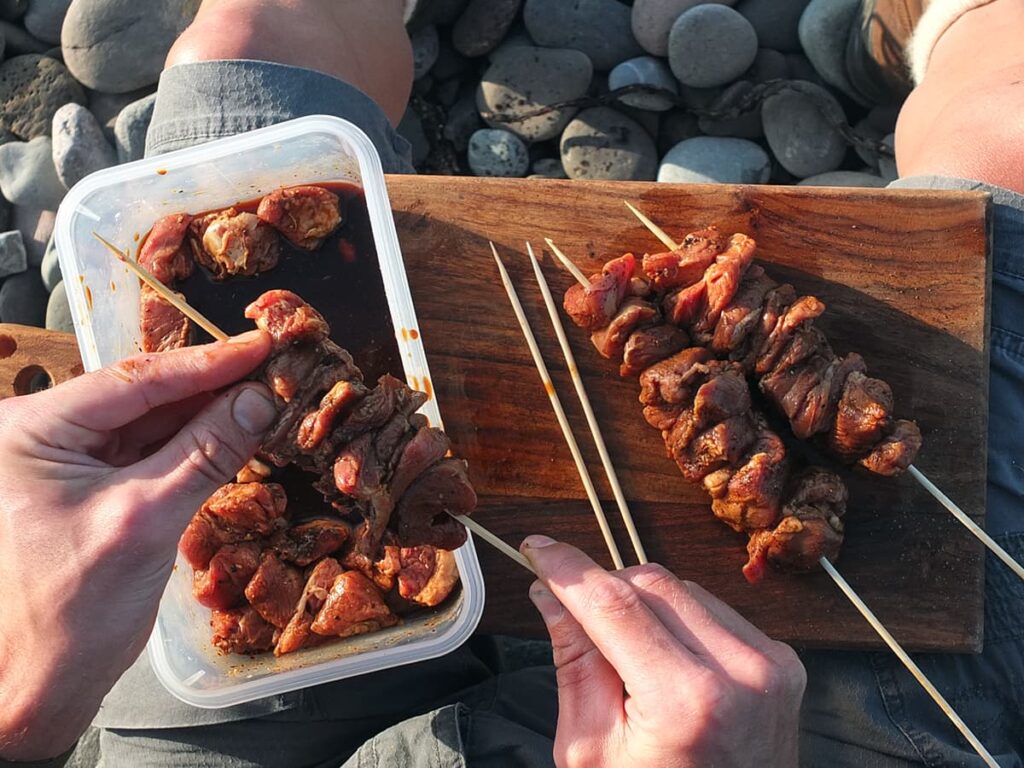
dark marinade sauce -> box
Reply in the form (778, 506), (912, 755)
(171, 182), (403, 520)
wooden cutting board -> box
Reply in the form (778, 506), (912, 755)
(1, 177), (989, 652)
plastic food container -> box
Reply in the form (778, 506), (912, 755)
(53, 115), (485, 708)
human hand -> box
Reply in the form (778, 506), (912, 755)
(0, 332), (274, 761)
(522, 537), (806, 768)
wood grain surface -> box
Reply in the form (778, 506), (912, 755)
(386, 176), (991, 652)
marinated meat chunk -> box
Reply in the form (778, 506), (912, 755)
(693, 234), (758, 341)
(710, 267), (774, 355)
(735, 284), (796, 372)
(244, 551), (304, 628)
(641, 228), (723, 292)
(394, 459), (475, 550)
(342, 534), (403, 591)
(397, 547), (460, 606)
(391, 427), (451, 503)
(190, 208), (280, 279)
(590, 298), (658, 359)
(642, 403), (683, 431)
(139, 284), (191, 352)
(754, 295), (826, 376)
(829, 372), (894, 459)
(663, 280), (707, 326)
(179, 483), (288, 570)
(257, 185), (343, 250)
(562, 253), (636, 331)
(245, 289), (330, 349)
(211, 606), (277, 655)
(297, 380), (368, 450)
(673, 414), (756, 482)
(139, 213), (194, 284)
(310, 571), (398, 638)
(192, 542), (261, 610)
(270, 518), (350, 566)
(859, 419), (921, 476)
(275, 557), (343, 656)
(638, 347), (713, 408)
(620, 325), (689, 377)
(263, 344), (320, 403)
(692, 363), (750, 425)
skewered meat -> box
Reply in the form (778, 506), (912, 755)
(275, 557), (344, 656)
(394, 459), (475, 550)
(179, 483), (288, 570)
(139, 284), (191, 353)
(829, 372), (894, 460)
(139, 213), (194, 284)
(310, 571), (399, 638)
(211, 605), (278, 655)
(563, 253), (637, 330)
(257, 185), (343, 250)
(298, 380), (368, 450)
(244, 551), (304, 628)
(591, 298), (659, 360)
(620, 324), (690, 377)
(402, 549), (459, 607)
(270, 518), (350, 566)
(189, 208), (281, 279)
(192, 542), (261, 610)
(245, 288), (331, 349)
(860, 419), (922, 476)
(641, 228), (723, 292)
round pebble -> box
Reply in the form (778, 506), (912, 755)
(523, 0), (642, 70)
(560, 107), (657, 181)
(530, 157), (568, 179)
(745, 48), (788, 83)
(761, 81), (847, 178)
(631, 0), (733, 56)
(397, 107), (430, 168)
(12, 204), (53, 265)
(432, 40), (468, 81)
(736, 0), (809, 53)
(0, 269), (48, 326)
(798, 0), (863, 103)
(410, 24), (440, 80)
(61, 0), (200, 93)
(87, 85), (151, 139)
(668, 5), (759, 88)
(608, 56), (678, 112)
(113, 91), (155, 163)
(0, 136), (65, 208)
(0, 0), (27, 20)
(52, 102), (117, 188)
(0, 54), (85, 139)
(0, 19), (47, 55)
(23, 0), (71, 44)
(46, 279), (74, 331)
(477, 45), (593, 142)
(784, 52), (823, 84)
(798, 171), (888, 188)
(698, 80), (762, 139)
(0, 229), (27, 277)
(452, 0), (521, 58)
(468, 128), (529, 177)
(658, 136), (771, 184)
(40, 232), (60, 290)
(444, 89), (483, 152)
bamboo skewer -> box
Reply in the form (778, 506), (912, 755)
(544, 238), (591, 288)
(92, 232), (229, 342)
(621, 202), (1024, 584)
(94, 231), (533, 577)
(526, 241), (648, 565)
(819, 558), (997, 768)
(491, 241), (626, 570)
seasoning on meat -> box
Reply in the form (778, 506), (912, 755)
(257, 185), (343, 250)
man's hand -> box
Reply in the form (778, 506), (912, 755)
(0, 332), (274, 761)
(523, 536), (806, 768)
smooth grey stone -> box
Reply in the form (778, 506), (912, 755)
(798, 170), (888, 187)
(23, 0), (71, 44)
(561, 106), (657, 181)
(699, 80), (762, 139)
(444, 87), (482, 152)
(657, 109), (700, 155)
(530, 157), (568, 179)
(88, 85), (152, 128)
(468, 128), (529, 176)
(608, 56), (678, 111)
(524, 0), (642, 71)
(783, 52), (823, 85)
(631, 0), (734, 56)
(736, 0), (809, 52)
(477, 45), (593, 142)
(52, 102), (116, 187)
(61, 0), (199, 93)
(452, 0), (521, 58)
(745, 48), (788, 83)
(486, 21), (535, 62)
(0, 192), (8, 231)
(669, 5), (758, 88)
(411, 24), (439, 79)
(0, 136), (65, 208)
(40, 231), (59, 289)
(853, 115), (885, 170)
(0, 0), (27, 20)
(0, 229), (26, 276)
(113, 91), (155, 163)
(12, 204), (52, 265)
(762, 80), (847, 178)
(620, 104), (660, 140)
(431, 40), (468, 81)
(410, 0), (468, 28)
(658, 136), (771, 184)
(878, 132), (897, 181)
(678, 83), (722, 110)
(0, 53), (85, 138)
(798, 0), (863, 103)
(0, 268), (47, 326)
(0, 19), (46, 54)
(397, 107), (430, 168)
(46, 278), (73, 330)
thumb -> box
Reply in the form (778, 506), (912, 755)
(127, 383), (278, 528)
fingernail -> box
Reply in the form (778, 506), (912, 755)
(228, 330), (264, 344)
(521, 535), (557, 553)
(232, 387), (277, 434)
(529, 581), (563, 624)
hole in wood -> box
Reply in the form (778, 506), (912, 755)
(0, 335), (16, 359)
(14, 366), (53, 395)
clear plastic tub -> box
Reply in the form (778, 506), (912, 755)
(53, 115), (485, 708)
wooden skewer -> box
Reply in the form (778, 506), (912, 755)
(92, 232), (229, 342)
(491, 241), (626, 570)
(454, 514), (535, 574)
(544, 237), (591, 289)
(623, 201), (679, 251)
(527, 241), (648, 565)
(819, 557), (997, 768)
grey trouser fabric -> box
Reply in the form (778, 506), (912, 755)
(89, 60), (1023, 767)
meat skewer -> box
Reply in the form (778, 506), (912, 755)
(493, 243), (626, 570)
(621, 203), (1024, 585)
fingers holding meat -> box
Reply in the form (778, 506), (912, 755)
(257, 185), (343, 250)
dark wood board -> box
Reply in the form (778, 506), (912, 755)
(385, 176), (991, 652)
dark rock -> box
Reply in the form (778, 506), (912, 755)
(397, 107), (430, 167)
(0, 229), (26, 276)
(431, 39), (469, 81)
(668, 4), (758, 88)
(0, 0), (27, 20)
(657, 109), (700, 155)
(524, 0), (643, 71)
(798, 0), (863, 103)
(45, 278), (73, 330)
(632, 0), (735, 57)
(468, 128), (530, 176)
(411, 24), (440, 79)
(530, 157), (567, 178)
(24, 0), (71, 44)
(560, 106), (657, 181)
(113, 91), (155, 163)
(452, 0), (521, 58)
(444, 87), (482, 151)
(698, 80), (763, 138)
(0, 269), (47, 326)
(761, 80), (847, 178)
(736, 0), (810, 52)
(745, 48), (788, 83)
(0, 19), (47, 54)
(0, 53), (85, 138)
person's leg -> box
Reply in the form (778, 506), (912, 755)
(894, 1), (1024, 191)
(166, 0), (413, 126)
